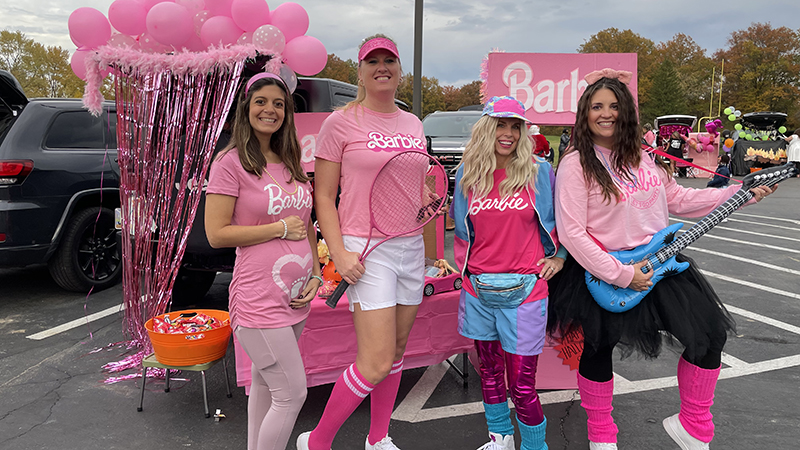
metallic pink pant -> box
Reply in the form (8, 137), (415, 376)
(475, 340), (544, 426)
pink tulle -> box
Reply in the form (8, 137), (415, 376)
(479, 48), (503, 104)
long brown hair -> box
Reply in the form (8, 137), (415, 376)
(563, 77), (646, 203)
(220, 76), (309, 183)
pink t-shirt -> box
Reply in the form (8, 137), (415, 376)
(206, 149), (314, 329)
(555, 145), (741, 288)
(315, 105), (426, 238)
(464, 169), (548, 302)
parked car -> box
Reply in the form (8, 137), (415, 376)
(422, 110), (482, 196)
(0, 70), (121, 291)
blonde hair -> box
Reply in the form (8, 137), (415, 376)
(341, 33), (402, 114)
(459, 115), (538, 198)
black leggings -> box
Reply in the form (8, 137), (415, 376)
(578, 339), (725, 383)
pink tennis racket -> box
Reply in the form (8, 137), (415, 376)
(325, 150), (449, 308)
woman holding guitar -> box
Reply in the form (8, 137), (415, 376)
(548, 69), (776, 450)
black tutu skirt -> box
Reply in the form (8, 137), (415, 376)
(547, 253), (735, 361)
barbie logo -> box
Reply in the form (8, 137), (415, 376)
(502, 62), (589, 114)
(366, 132), (424, 152)
(265, 184), (313, 215)
(468, 192), (530, 215)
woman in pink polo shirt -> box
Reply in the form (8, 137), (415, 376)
(205, 72), (322, 450)
(548, 69), (775, 450)
(297, 35), (427, 450)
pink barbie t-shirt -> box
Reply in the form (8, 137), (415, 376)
(315, 105), (426, 237)
(206, 149), (313, 330)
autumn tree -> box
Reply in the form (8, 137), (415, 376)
(397, 74), (445, 117)
(714, 23), (800, 127)
(442, 80), (482, 111)
(642, 58), (687, 122)
(314, 53), (357, 85)
(654, 33), (715, 119)
(0, 30), (85, 98)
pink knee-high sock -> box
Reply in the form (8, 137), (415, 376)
(677, 357), (720, 443)
(577, 373), (618, 443)
(309, 364), (375, 450)
(368, 359), (403, 445)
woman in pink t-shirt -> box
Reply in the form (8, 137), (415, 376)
(548, 69), (776, 450)
(205, 72), (322, 450)
(297, 35), (425, 450)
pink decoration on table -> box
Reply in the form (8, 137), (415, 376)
(282, 35), (326, 76)
(146, 2), (194, 47)
(231, 0), (271, 32)
(69, 7), (112, 49)
(270, 2), (308, 42)
(200, 15), (243, 47)
(252, 24), (285, 53)
(108, 0), (148, 36)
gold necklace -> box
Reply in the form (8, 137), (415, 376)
(264, 165), (298, 195)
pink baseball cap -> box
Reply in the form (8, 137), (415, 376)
(482, 96), (531, 123)
(358, 37), (399, 61)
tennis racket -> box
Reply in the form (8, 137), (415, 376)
(325, 150), (449, 308)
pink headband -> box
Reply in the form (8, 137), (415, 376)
(358, 37), (399, 61)
(584, 68), (632, 86)
(245, 72), (289, 95)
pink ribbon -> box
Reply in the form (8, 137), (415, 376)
(584, 68), (632, 85)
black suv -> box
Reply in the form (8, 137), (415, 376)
(0, 70), (121, 291)
(422, 109), (482, 195)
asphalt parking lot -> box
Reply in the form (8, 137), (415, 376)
(1, 176), (799, 450)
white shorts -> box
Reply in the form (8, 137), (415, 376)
(341, 234), (425, 312)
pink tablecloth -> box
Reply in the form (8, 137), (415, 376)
(233, 289), (577, 391)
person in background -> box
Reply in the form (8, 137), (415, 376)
(642, 123), (655, 148)
(706, 154), (732, 188)
(297, 34), (426, 450)
(667, 130), (686, 176)
(548, 68), (776, 450)
(529, 125), (552, 162)
(205, 72), (322, 450)
(452, 96), (566, 450)
(558, 128), (571, 162)
(786, 128), (800, 177)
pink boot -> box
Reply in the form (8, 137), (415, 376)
(676, 357), (720, 443)
(577, 373), (618, 444)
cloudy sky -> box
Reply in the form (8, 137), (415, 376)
(2, 0), (798, 86)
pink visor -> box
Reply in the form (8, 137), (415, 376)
(358, 37), (399, 61)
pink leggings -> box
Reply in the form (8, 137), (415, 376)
(235, 321), (307, 450)
(475, 340), (544, 426)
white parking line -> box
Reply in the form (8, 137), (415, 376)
(734, 212), (800, 225)
(726, 304), (800, 336)
(701, 270), (800, 300)
(26, 303), (124, 340)
(669, 218), (800, 245)
(726, 217), (800, 232)
(686, 247), (800, 275)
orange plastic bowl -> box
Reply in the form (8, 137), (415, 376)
(145, 309), (231, 366)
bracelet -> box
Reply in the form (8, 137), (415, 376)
(279, 219), (288, 239)
(310, 275), (324, 284)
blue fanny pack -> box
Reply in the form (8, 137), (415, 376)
(468, 272), (538, 309)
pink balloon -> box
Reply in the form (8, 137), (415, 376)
(705, 144), (715, 152)
(147, 2), (193, 46)
(283, 35), (327, 76)
(270, 2), (308, 42)
(193, 10), (210, 35)
(108, 33), (138, 48)
(200, 16), (243, 47)
(108, 0), (147, 36)
(205, 0), (233, 17)
(237, 31), (253, 45)
(231, 0), (270, 32)
(136, 0), (167, 10)
(138, 32), (172, 53)
(69, 7), (112, 49)
(181, 34), (207, 52)
(176, 0), (205, 15)
(252, 24), (284, 53)
(70, 49), (90, 80)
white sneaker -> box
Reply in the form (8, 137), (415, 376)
(296, 432), (311, 450)
(663, 414), (710, 450)
(589, 443), (618, 450)
(365, 435), (401, 450)
(476, 432), (514, 450)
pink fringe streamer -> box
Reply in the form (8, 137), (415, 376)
(479, 48), (504, 104)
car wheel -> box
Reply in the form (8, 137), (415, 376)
(424, 283), (434, 296)
(48, 206), (122, 292)
(453, 277), (462, 290)
(171, 267), (217, 307)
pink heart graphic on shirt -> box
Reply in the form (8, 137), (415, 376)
(272, 253), (312, 298)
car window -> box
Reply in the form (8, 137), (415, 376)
(423, 114), (481, 137)
(106, 112), (117, 148)
(44, 110), (110, 149)
(333, 92), (355, 108)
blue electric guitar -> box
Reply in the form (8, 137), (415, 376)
(587, 162), (796, 313)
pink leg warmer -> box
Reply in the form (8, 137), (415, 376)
(308, 364), (375, 450)
(368, 359), (403, 445)
(677, 356), (720, 443)
(577, 373), (618, 443)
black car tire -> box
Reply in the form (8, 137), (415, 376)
(171, 267), (217, 306)
(453, 277), (462, 290)
(48, 206), (122, 292)
(424, 283), (435, 297)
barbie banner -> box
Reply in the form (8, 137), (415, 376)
(295, 112), (331, 172)
(484, 53), (638, 125)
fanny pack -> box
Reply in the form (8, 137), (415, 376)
(468, 272), (538, 309)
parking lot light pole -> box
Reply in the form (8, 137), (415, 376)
(413, 0), (423, 119)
